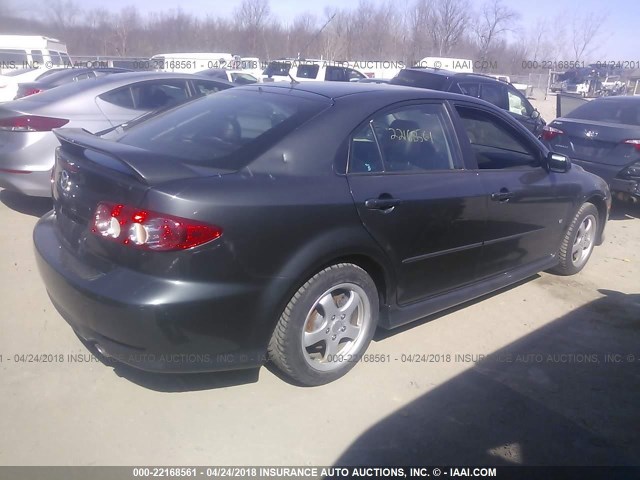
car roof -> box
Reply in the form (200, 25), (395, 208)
(234, 80), (487, 103)
(402, 67), (506, 83)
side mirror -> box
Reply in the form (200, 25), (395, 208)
(531, 109), (541, 120)
(547, 152), (571, 173)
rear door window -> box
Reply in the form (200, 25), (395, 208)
(507, 87), (532, 116)
(457, 82), (480, 97)
(479, 82), (508, 110)
(191, 79), (229, 96)
(325, 67), (347, 82)
(346, 68), (366, 81)
(131, 80), (189, 110)
(296, 64), (319, 79)
(349, 103), (456, 173)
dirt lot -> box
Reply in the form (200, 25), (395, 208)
(0, 112), (639, 465)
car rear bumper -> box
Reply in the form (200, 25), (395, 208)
(0, 169), (52, 196)
(34, 211), (268, 373)
(611, 178), (640, 198)
(0, 131), (57, 196)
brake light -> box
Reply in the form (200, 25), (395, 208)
(92, 202), (222, 251)
(623, 139), (640, 153)
(0, 115), (69, 132)
(16, 87), (43, 99)
(541, 125), (564, 141)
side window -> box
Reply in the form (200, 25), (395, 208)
(479, 83), (508, 110)
(456, 106), (540, 170)
(31, 50), (44, 65)
(99, 87), (135, 109)
(457, 82), (480, 97)
(50, 51), (63, 66)
(296, 64), (319, 79)
(325, 67), (346, 82)
(192, 79), (225, 96)
(346, 68), (365, 81)
(349, 122), (384, 173)
(73, 72), (93, 81)
(132, 81), (189, 109)
(349, 103), (456, 173)
(0, 49), (27, 64)
(507, 88), (532, 116)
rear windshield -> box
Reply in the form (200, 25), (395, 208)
(391, 69), (448, 90)
(566, 100), (640, 126)
(116, 88), (330, 170)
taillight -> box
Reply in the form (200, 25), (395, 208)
(620, 162), (640, 179)
(541, 125), (564, 141)
(0, 115), (69, 132)
(92, 202), (222, 251)
(623, 139), (640, 153)
(15, 87), (43, 99)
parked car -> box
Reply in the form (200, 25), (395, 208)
(262, 59), (367, 83)
(391, 68), (545, 135)
(0, 35), (71, 74)
(542, 96), (640, 202)
(196, 68), (257, 85)
(34, 82), (610, 386)
(14, 67), (132, 99)
(0, 67), (66, 102)
(0, 72), (233, 196)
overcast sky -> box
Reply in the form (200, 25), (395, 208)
(10, 0), (640, 59)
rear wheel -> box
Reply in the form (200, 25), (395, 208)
(268, 263), (379, 386)
(551, 203), (598, 275)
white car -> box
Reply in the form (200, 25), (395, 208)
(0, 67), (64, 102)
(196, 68), (257, 85)
(0, 35), (71, 74)
(262, 59), (367, 83)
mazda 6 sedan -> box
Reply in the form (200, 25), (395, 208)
(34, 82), (610, 386)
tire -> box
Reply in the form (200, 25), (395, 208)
(268, 263), (379, 386)
(551, 203), (599, 275)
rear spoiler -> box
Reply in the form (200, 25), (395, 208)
(53, 128), (228, 185)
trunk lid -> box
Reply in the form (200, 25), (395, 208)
(549, 118), (640, 166)
(51, 128), (229, 250)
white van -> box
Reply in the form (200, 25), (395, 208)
(0, 35), (71, 73)
(150, 53), (236, 73)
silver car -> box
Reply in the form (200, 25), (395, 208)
(0, 72), (232, 196)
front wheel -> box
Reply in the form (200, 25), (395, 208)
(268, 263), (379, 386)
(551, 203), (599, 275)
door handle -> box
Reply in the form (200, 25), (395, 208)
(365, 197), (401, 210)
(491, 189), (514, 202)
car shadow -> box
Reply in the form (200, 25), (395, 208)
(609, 200), (640, 221)
(0, 189), (52, 217)
(333, 289), (640, 466)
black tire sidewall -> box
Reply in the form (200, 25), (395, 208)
(278, 264), (379, 385)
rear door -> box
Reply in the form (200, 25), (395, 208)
(452, 103), (572, 278)
(347, 101), (487, 305)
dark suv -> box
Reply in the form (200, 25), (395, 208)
(391, 68), (545, 136)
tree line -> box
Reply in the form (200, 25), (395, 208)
(1, 0), (607, 74)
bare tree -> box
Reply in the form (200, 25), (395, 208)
(431, 0), (470, 56)
(234, 0), (271, 55)
(407, 0), (434, 64)
(113, 6), (140, 56)
(43, 0), (81, 30)
(473, 0), (519, 61)
(571, 13), (607, 61)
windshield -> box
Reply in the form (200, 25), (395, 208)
(115, 88), (330, 170)
(566, 100), (640, 126)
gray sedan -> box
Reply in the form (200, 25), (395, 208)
(0, 72), (232, 197)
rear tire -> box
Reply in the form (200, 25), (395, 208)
(268, 263), (379, 386)
(551, 203), (598, 275)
